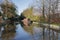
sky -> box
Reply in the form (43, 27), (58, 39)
(12, 0), (33, 15)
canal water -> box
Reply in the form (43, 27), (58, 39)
(0, 23), (60, 40)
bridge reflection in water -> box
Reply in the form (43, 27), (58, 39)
(0, 23), (60, 40)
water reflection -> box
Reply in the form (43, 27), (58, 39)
(0, 24), (33, 40)
(0, 23), (60, 40)
(14, 24), (32, 40)
(1, 31), (15, 40)
(23, 23), (43, 40)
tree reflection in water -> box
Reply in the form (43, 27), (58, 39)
(4, 24), (16, 32)
(0, 23), (59, 40)
(0, 24), (16, 40)
(23, 23), (43, 40)
(1, 30), (16, 40)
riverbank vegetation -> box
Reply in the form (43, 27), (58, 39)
(22, 7), (40, 22)
(0, 0), (18, 31)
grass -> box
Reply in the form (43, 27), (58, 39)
(40, 21), (60, 26)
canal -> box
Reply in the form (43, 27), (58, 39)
(0, 23), (60, 40)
